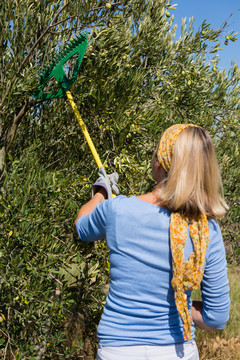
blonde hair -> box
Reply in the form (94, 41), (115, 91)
(157, 126), (228, 219)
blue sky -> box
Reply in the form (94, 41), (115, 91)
(171, 1), (240, 72)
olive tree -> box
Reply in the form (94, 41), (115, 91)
(0, 1), (239, 358)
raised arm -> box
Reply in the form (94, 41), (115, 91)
(74, 188), (106, 228)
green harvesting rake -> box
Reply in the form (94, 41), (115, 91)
(33, 33), (104, 170)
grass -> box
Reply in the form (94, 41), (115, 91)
(193, 267), (240, 360)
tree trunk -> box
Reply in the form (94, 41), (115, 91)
(0, 100), (29, 180)
(0, 146), (6, 180)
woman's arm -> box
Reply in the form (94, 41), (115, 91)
(198, 222), (230, 331)
(191, 221), (230, 333)
(74, 187), (107, 228)
(191, 300), (221, 331)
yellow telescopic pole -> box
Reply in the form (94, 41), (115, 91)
(66, 90), (116, 198)
(66, 90), (104, 169)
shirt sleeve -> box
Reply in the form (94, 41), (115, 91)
(201, 220), (230, 329)
(75, 200), (109, 242)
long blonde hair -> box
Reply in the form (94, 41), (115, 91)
(157, 126), (228, 219)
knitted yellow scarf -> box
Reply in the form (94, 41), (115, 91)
(157, 124), (209, 341)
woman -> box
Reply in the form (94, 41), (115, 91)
(75, 124), (230, 360)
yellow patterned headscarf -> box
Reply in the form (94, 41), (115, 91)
(158, 124), (209, 341)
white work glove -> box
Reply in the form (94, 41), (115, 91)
(91, 167), (120, 199)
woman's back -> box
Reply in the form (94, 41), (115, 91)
(77, 195), (229, 347)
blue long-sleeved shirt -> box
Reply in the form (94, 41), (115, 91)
(76, 195), (230, 346)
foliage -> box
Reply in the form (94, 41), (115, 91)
(0, 0), (126, 174)
(0, 149), (109, 358)
(0, 0), (239, 358)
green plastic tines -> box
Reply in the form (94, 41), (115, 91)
(33, 33), (88, 100)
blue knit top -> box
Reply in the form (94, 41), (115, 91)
(76, 195), (230, 346)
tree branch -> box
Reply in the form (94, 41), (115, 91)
(0, 2), (69, 110)
(218, 8), (240, 30)
(0, 98), (44, 179)
(6, 101), (30, 151)
(49, 2), (121, 29)
(5, 98), (44, 148)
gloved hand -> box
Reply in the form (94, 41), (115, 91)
(91, 167), (120, 199)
